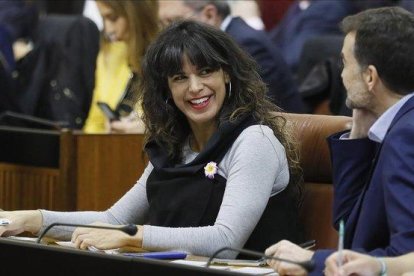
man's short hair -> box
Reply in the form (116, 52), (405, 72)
(182, 0), (231, 18)
(341, 7), (414, 95)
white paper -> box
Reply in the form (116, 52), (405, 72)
(171, 260), (229, 270)
(55, 241), (120, 254)
(171, 260), (279, 275)
(7, 236), (38, 242)
(230, 267), (278, 275)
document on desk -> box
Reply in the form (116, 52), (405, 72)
(172, 260), (278, 275)
(55, 241), (120, 254)
(55, 241), (178, 258)
(210, 258), (266, 267)
(6, 236), (38, 242)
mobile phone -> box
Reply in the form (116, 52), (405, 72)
(97, 102), (120, 121)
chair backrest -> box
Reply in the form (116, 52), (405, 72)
(284, 113), (352, 249)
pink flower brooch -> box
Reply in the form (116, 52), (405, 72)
(204, 161), (218, 179)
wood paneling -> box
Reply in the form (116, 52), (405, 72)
(75, 133), (147, 210)
(0, 164), (57, 210)
(0, 127), (146, 212)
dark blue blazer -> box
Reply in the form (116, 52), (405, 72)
(310, 96), (414, 275)
(269, 0), (351, 73)
(226, 17), (305, 113)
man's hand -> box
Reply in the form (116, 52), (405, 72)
(349, 109), (377, 139)
(324, 250), (380, 276)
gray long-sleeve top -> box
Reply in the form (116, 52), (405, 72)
(40, 125), (289, 258)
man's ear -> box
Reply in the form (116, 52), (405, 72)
(200, 4), (221, 27)
(365, 65), (378, 92)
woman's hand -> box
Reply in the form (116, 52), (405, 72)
(0, 210), (42, 237)
(265, 240), (314, 276)
(71, 222), (143, 250)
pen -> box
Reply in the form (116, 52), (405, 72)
(337, 219), (345, 268)
(299, 239), (316, 250)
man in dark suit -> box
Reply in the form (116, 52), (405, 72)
(0, 0), (38, 113)
(265, 7), (414, 275)
(269, 0), (394, 75)
(158, 0), (305, 113)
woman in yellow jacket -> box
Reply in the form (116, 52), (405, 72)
(83, 0), (159, 133)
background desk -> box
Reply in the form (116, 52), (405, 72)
(0, 126), (147, 211)
(0, 238), (240, 275)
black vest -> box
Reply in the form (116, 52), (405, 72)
(145, 114), (302, 255)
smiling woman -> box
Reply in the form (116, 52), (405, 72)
(166, 55), (228, 146)
(0, 20), (303, 260)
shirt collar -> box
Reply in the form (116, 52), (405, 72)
(220, 15), (233, 32)
(368, 93), (414, 143)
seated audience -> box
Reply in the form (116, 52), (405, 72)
(0, 20), (303, 258)
(265, 6), (414, 275)
(158, 0), (305, 113)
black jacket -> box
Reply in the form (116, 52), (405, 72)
(12, 15), (99, 129)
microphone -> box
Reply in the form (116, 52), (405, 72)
(36, 222), (138, 244)
(206, 247), (315, 272)
(0, 111), (68, 130)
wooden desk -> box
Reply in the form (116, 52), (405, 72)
(75, 133), (147, 210)
(0, 127), (147, 211)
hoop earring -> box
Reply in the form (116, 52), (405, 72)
(228, 82), (232, 99)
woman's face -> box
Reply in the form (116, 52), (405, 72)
(96, 2), (129, 42)
(168, 55), (229, 131)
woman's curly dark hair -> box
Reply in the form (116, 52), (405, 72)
(140, 20), (302, 200)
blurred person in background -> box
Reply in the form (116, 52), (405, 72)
(227, 0), (265, 30)
(0, 0), (38, 113)
(269, 0), (396, 75)
(83, 0), (159, 133)
(158, 0), (305, 113)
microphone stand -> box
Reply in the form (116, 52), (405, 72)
(206, 246), (315, 272)
(36, 222), (138, 244)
